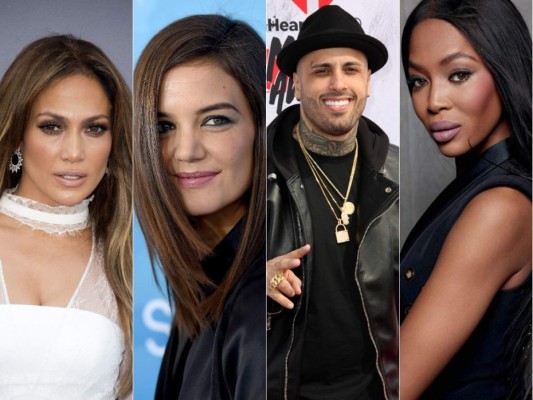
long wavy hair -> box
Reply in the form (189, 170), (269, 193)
(402, 0), (532, 170)
(0, 35), (132, 396)
(134, 15), (265, 337)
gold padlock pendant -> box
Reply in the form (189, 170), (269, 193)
(335, 223), (350, 244)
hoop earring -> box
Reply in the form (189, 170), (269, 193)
(9, 147), (23, 173)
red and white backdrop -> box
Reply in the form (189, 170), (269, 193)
(266, 0), (400, 145)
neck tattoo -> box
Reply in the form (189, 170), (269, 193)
(295, 120), (357, 157)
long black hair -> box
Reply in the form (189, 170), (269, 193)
(402, 0), (532, 170)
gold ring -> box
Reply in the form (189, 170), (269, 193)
(270, 273), (285, 289)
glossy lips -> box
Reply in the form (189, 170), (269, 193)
(176, 171), (219, 188)
(429, 120), (461, 143)
(54, 172), (87, 187)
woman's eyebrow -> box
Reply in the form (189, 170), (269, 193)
(408, 51), (478, 72)
(196, 102), (240, 115)
(35, 111), (110, 124)
(439, 51), (478, 66)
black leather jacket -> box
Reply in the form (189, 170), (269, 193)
(266, 105), (399, 400)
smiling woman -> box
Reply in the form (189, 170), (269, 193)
(134, 14), (266, 400)
(0, 35), (132, 399)
(157, 62), (255, 236)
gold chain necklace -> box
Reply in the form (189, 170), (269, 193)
(296, 125), (358, 244)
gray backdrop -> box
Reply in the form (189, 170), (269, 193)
(400, 0), (532, 245)
(0, 0), (132, 88)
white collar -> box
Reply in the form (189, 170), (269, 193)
(0, 188), (92, 235)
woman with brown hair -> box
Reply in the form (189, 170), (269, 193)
(0, 35), (132, 399)
(134, 14), (265, 400)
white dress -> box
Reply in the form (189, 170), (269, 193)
(0, 237), (127, 400)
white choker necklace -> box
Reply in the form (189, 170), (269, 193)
(0, 188), (92, 235)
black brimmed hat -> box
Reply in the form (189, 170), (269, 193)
(277, 5), (388, 75)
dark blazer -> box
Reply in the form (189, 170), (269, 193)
(156, 222), (266, 400)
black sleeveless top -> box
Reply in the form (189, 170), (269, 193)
(400, 139), (532, 399)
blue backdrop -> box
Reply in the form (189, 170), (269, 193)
(133, 1), (265, 398)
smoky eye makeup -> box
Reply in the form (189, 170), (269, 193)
(37, 120), (63, 135)
(37, 120), (110, 137)
(406, 75), (427, 91)
(449, 69), (473, 83)
(85, 122), (110, 136)
(157, 120), (176, 134)
(201, 115), (234, 127)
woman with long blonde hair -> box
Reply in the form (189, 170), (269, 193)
(0, 35), (132, 399)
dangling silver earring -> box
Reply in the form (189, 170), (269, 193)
(9, 147), (23, 173)
(105, 163), (110, 176)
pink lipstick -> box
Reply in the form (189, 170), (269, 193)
(176, 171), (219, 188)
(54, 172), (87, 188)
(429, 121), (461, 143)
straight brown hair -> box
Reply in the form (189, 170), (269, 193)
(134, 15), (266, 337)
(0, 35), (132, 396)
